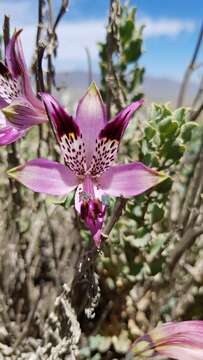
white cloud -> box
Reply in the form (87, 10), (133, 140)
(0, 1), (36, 26)
(20, 21), (106, 71)
(142, 17), (195, 37)
(17, 17), (196, 72)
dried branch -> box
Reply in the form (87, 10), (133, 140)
(168, 226), (203, 272)
(102, 197), (127, 239)
(179, 141), (203, 229)
(46, 0), (54, 93)
(190, 101), (203, 121)
(12, 286), (42, 352)
(106, 0), (121, 117)
(53, 0), (69, 32)
(177, 22), (203, 107)
(36, 41), (46, 92)
(192, 74), (203, 108)
(34, 0), (46, 93)
(36, 0), (46, 46)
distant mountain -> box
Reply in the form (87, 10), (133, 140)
(55, 71), (197, 107)
(143, 76), (197, 106)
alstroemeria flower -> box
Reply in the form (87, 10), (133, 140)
(8, 82), (166, 246)
(0, 30), (47, 145)
(126, 321), (203, 360)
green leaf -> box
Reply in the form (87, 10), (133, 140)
(80, 347), (91, 358)
(144, 124), (156, 140)
(124, 38), (142, 63)
(120, 19), (134, 43)
(49, 191), (75, 209)
(159, 116), (178, 139)
(174, 107), (188, 125)
(149, 234), (168, 256)
(150, 256), (164, 275)
(181, 122), (198, 142)
(156, 177), (173, 193)
(151, 104), (171, 123)
(150, 203), (164, 223)
(162, 140), (185, 161)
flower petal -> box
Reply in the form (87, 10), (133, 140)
(8, 158), (79, 195)
(76, 82), (106, 167)
(126, 321), (203, 360)
(2, 97), (47, 129)
(5, 30), (23, 78)
(158, 344), (203, 360)
(89, 100), (143, 176)
(98, 162), (167, 198)
(0, 110), (6, 127)
(0, 125), (24, 146)
(0, 61), (22, 107)
(75, 176), (105, 247)
(6, 30), (45, 111)
(99, 99), (143, 142)
(41, 93), (87, 176)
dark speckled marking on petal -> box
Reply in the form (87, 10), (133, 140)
(89, 137), (119, 177)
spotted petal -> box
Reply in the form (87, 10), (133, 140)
(76, 82), (106, 167)
(0, 125), (25, 146)
(6, 30), (45, 111)
(89, 100), (143, 176)
(0, 61), (21, 107)
(41, 93), (87, 176)
(98, 162), (167, 198)
(8, 158), (79, 195)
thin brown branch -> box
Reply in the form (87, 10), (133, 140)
(36, 41), (46, 93)
(53, 0), (69, 32)
(179, 141), (203, 229)
(192, 74), (203, 108)
(12, 287), (42, 352)
(190, 101), (203, 121)
(177, 22), (203, 107)
(102, 197), (127, 239)
(168, 226), (203, 272)
(106, 0), (121, 117)
(36, 0), (46, 46)
(46, 0), (54, 92)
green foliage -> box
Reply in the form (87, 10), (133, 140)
(79, 103), (198, 359)
(50, 191), (75, 209)
(98, 1), (144, 103)
(82, 2), (202, 359)
(138, 105), (192, 169)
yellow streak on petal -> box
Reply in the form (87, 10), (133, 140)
(2, 106), (17, 120)
(88, 81), (98, 95)
(132, 340), (150, 354)
(68, 132), (76, 141)
(7, 165), (22, 179)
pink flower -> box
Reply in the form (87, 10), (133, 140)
(8, 82), (166, 246)
(126, 321), (203, 360)
(0, 30), (47, 145)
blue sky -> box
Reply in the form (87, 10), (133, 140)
(0, 0), (203, 82)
